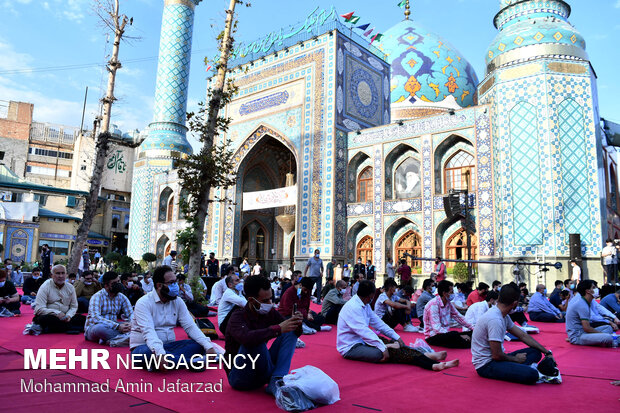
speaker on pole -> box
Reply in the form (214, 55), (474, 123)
(569, 233), (581, 262)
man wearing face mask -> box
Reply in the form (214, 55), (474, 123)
(0, 269), (21, 315)
(32, 265), (85, 334)
(566, 280), (614, 346)
(424, 280), (474, 348)
(279, 277), (327, 332)
(74, 270), (102, 313)
(321, 280), (348, 324)
(464, 291), (499, 330)
(21, 268), (44, 305)
(85, 271), (133, 345)
(120, 273), (144, 306)
(303, 249), (324, 303)
(353, 258), (366, 279)
(527, 284), (564, 323)
(218, 274), (247, 334)
(225, 275), (303, 395)
(472, 283), (552, 384)
(141, 272), (154, 293)
(416, 279), (435, 328)
(130, 265), (220, 370)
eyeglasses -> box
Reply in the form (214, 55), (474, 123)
(163, 280), (177, 286)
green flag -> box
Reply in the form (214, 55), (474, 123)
(349, 16), (360, 24)
(398, 0), (407, 8)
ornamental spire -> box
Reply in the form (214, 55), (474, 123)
(405, 0), (410, 20)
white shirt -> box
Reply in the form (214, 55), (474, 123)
(386, 262), (395, 278)
(130, 290), (213, 356)
(141, 279), (154, 293)
(209, 278), (227, 305)
(337, 295), (400, 355)
(374, 292), (391, 319)
(252, 264), (261, 275)
(217, 288), (247, 327)
(464, 301), (491, 329)
(571, 265), (581, 282)
(602, 245), (616, 265)
(163, 255), (173, 266)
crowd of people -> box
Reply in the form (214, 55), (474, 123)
(0, 248), (619, 399)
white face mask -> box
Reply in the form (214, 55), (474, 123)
(127, 281), (134, 288)
(256, 302), (274, 315)
(593, 288), (599, 297)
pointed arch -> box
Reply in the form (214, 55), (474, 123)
(433, 134), (474, 194)
(156, 234), (170, 262)
(347, 220), (371, 261)
(385, 143), (420, 200)
(385, 217), (421, 267)
(158, 187), (174, 222)
(348, 151), (372, 203)
(232, 124), (298, 172)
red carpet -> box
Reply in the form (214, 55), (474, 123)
(1, 303), (618, 412)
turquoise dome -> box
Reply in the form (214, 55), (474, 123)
(375, 19), (479, 109)
(487, 0), (587, 70)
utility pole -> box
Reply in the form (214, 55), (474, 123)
(68, 0), (131, 274)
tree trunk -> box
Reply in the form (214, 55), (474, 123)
(187, 0), (237, 280)
(67, 0), (127, 274)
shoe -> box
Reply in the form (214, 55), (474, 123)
(0, 307), (14, 317)
(320, 325), (332, 332)
(403, 324), (419, 333)
(302, 324), (317, 335)
(265, 376), (283, 396)
(109, 333), (131, 347)
(296, 338), (306, 348)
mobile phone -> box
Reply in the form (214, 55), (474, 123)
(293, 303), (298, 315)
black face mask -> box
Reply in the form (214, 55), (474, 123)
(110, 282), (123, 294)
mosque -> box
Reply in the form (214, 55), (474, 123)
(127, 0), (617, 283)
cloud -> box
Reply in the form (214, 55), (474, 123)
(0, 37), (33, 72)
(616, 0), (620, 8)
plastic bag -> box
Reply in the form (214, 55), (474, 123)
(410, 338), (433, 354)
(275, 381), (316, 412)
(282, 365), (340, 405)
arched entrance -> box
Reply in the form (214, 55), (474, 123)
(395, 230), (422, 268)
(235, 134), (297, 273)
(445, 229), (478, 268)
(356, 235), (373, 263)
(156, 234), (169, 262)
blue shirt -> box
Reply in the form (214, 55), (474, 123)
(600, 294), (620, 315)
(528, 291), (560, 316)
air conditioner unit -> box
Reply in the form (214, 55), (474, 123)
(66, 196), (77, 208)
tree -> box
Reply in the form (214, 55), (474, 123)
(105, 252), (122, 265)
(142, 252), (157, 271)
(452, 262), (469, 283)
(117, 255), (135, 273)
(176, 0), (246, 280)
(67, 0), (133, 275)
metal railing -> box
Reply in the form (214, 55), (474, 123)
(30, 122), (80, 145)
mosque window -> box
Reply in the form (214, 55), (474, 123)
(256, 229), (265, 260)
(395, 230), (422, 268)
(356, 235), (373, 264)
(445, 229), (478, 269)
(444, 151), (475, 192)
(357, 167), (373, 202)
(610, 165), (618, 212)
(158, 187), (173, 222)
(167, 196), (174, 222)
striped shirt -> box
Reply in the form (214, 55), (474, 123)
(85, 289), (133, 334)
(423, 295), (473, 338)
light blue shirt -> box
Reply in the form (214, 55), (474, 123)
(600, 293), (620, 315)
(528, 291), (560, 316)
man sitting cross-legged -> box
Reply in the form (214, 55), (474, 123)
(375, 278), (418, 332)
(528, 284), (565, 323)
(472, 283), (553, 385)
(74, 270), (101, 313)
(424, 280), (474, 348)
(0, 269), (21, 315)
(130, 265), (219, 371)
(278, 276), (327, 332)
(565, 280), (614, 347)
(337, 280), (459, 371)
(225, 276), (303, 395)
(85, 271), (133, 345)
(217, 274), (247, 335)
(32, 265), (86, 334)
(463, 291), (499, 330)
(321, 280), (347, 324)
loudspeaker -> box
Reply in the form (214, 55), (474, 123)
(569, 233), (581, 262)
(443, 194), (463, 219)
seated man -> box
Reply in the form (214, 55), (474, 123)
(177, 274), (212, 318)
(423, 280), (474, 348)
(590, 288), (619, 331)
(375, 278), (418, 332)
(218, 274), (247, 334)
(68, 273), (77, 285)
(209, 273), (228, 306)
(141, 272), (154, 293)
(351, 274), (361, 297)
(464, 290), (499, 329)
(416, 279), (435, 327)
(528, 284), (564, 323)
(225, 275), (302, 395)
(130, 265), (219, 371)
(279, 276), (326, 332)
(120, 273), (144, 306)
(558, 290), (571, 313)
(85, 271), (133, 345)
(548, 280), (564, 308)
(21, 267), (44, 305)
(321, 278), (335, 300)
(472, 283), (553, 385)
(0, 269), (21, 315)
(33, 265), (86, 334)
(566, 280), (613, 347)
(321, 280), (347, 324)
(11, 265), (23, 287)
(451, 283), (469, 314)
(74, 271), (102, 313)
(600, 288), (620, 317)
(337, 280), (458, 371)
(492, 280), (501, 292)
(466, 282), (489, 307)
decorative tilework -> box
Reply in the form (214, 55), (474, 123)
(473, 108), (495, 256)
(383, 199), (422, 214)
(422, 136), (433, 272)
(347, 202), (373, 216)
(239, 91), (289, 116)
(373, 146), (383, 270)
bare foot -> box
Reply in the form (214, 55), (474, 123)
(432, 359), (459, 371)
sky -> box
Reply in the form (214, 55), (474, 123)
(1, 0), (619, 150)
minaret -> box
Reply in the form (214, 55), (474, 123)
(127, 0), (200, 259)
(479, 0), (605, 275)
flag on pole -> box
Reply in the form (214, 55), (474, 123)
(349, 16), (360, 24)
(340, 12), (354, 20)
(364, 27), (374, 37)
(398, 0), (407, 8)
(356, 23), (370, 31)
(370, 33), (384, 44)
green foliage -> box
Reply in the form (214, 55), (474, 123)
(189, 275), (207, 305)
(138, 259), (148, 272)
(0, 244), (4, 254)
(452, 262), (469, 283)
(105, 252), (121, 265)
(142, 253), (157, 263)
(117, 255), (135, 273)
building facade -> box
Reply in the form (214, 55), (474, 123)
(129, 0), (617, 284)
